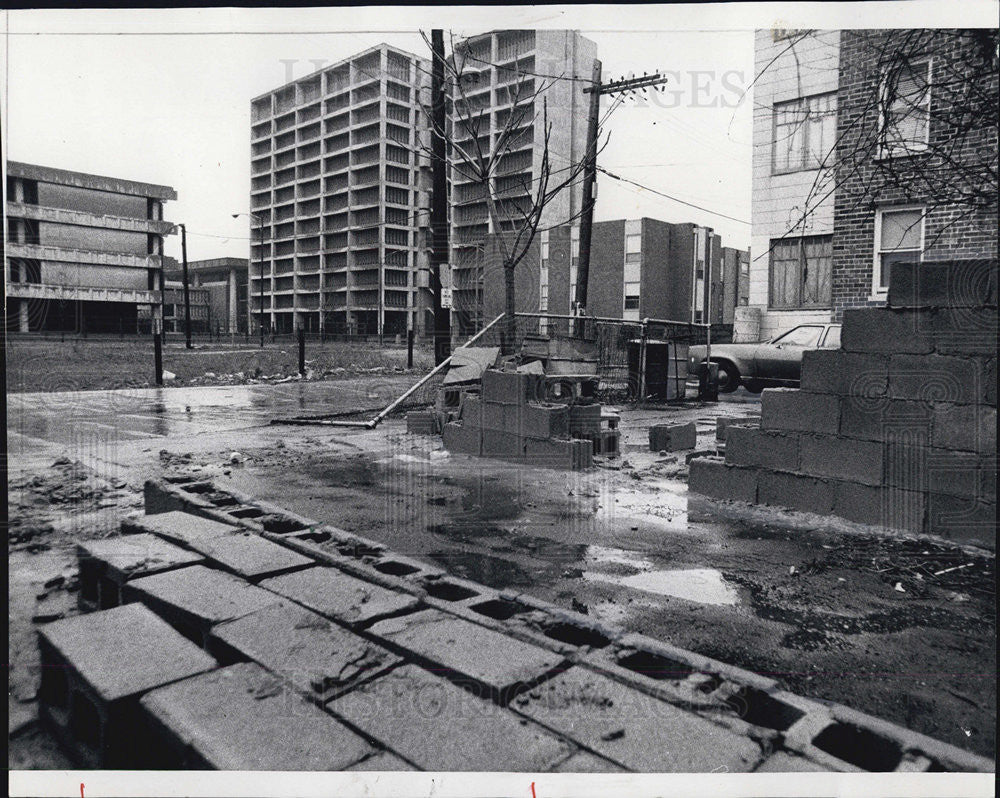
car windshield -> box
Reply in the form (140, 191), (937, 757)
(772, 326), (824, 347)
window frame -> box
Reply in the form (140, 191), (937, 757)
(771, 91), (838, 175)
(877, 57), (932, 160)
(872, 205), (925, 298)
(768, 234), (833, 310)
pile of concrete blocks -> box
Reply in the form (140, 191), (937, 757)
(405, 409), (439, 435)
(649, 422), (697, 452)
(441, 369), (606, 469)
(690, 260), (997, 548)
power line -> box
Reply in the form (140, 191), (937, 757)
(597, 165), (750, 225)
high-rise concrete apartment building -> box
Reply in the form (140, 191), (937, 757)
(448, 30), (598, 336)
(5, 161), (176, 333)
(249, 44), (433, 337)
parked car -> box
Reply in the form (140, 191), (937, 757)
(688, 323), (842, 393)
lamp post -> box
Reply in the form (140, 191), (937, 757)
(233, 212), (265, 348)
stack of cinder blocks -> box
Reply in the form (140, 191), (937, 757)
(442, 369), (596, 469)
(691, 260), (997, 548)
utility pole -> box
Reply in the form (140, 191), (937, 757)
(429, 28), (451, 365)
(180, 223), (192, 349)
(576, 69), (669, 334)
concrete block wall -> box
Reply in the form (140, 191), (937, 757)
(440, 369), (598, 469)
(692, 261), (997, 548)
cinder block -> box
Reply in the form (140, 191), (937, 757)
(758, 470), (835, 515)
(511, 666), (762, 772)
(839, 396), (932, 443)
(649, 422), (697, 451)
(887, 259), (997, 310)
(177, 528), (314, 582)
(833, 481), (885, 527)
(260, 566), (419, 628)
(406, 410), (438, 435)
(755, 752), (828, 772)
(572, 438), (594, 470)
(595, 429), (620, 458)
(442, 421), (482, 456)
(715, 414), (760, 442)
(525, 437), (574, 469)
(480, 400), (505, 430)
(569, 403), (602, 437)
(932, 403), (996, 454)
(929, 307), (998, 357)
(982, 459), (997, 504)
(481, 369), (538, 406)
(688, 456), (758, 503)
(140, 662), (372, 770)
(122, 564), (286, 649)
(210, 603), (402, 701)
(367, 608), (565, 702)
(926, 494), (996, 545)
(524, 403), (571, 439)
(887, 354), (981, 404)
(482, 427), (526, 458)
(760, 389), (839, 435)
(801, 350), (890, 396)
(984, 358), (996, 407)
(122, 510), (237, 549)
(725, 427), (800, 471)
(37, 603), (216, 768)
(569, 403), (601, 420)
(459, 395), (483, 426)
(328, 663), (572, 772)
(77, 533), (203, 611)
(799, 434), (884, 487)
(841, 308), (934, 354)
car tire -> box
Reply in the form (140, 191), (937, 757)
(715, 361), (740, 394)
(744, 379), (764, 394)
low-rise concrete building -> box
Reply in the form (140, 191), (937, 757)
(162, 282), (210, 334)
(165, 257), (249, 335)
(5, 161), (176, 333)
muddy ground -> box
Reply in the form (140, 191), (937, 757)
(7, 384), (996, 766)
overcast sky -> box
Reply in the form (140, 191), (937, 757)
(2, 3), (994, 264)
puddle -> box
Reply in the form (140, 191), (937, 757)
(585, 545), (655, 572)
(428, 549), (533, 589)
(585, 567), (740, 606)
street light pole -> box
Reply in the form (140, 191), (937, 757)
(233, 212), (266, 348)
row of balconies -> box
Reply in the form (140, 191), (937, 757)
(6, 203), (176, 236)
(5, 243), (164, 269)
(5, 282), (161, 304)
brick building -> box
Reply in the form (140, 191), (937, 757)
(748, 29), (997, 341)
(831, 29), (998, 316)
(5, 161), (176, 334)
(467, 218), (746, 330)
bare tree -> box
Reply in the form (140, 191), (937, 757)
(418, 31), (608, 354)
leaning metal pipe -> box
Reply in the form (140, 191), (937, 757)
(363, 311), (507, 429)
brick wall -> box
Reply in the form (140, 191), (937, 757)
(832, 29), (999, 319)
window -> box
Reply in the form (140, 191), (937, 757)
(769, 235), (832, 309)
(874, 207), (924, 293)
(880, 60), (930, 156)
(624, 295), (640, 310)
(773, 93), (837, 173)
(772, 325), (824, 347)
(625, 233), (642, 263)
(822, 326), (841, 348)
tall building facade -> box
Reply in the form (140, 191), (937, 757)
(5, 161), (176, 333)
(447, 30), (598, 336)
(249, 44), (433, 337)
